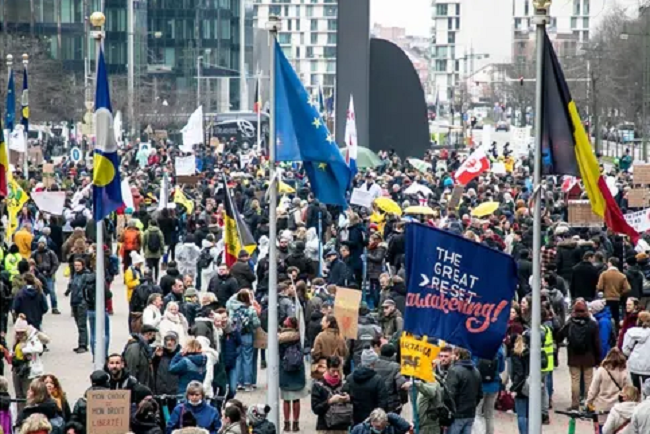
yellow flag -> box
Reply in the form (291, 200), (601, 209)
(400, 334), (441, 382)
(6, 175), (29, 241)
(173, 187), (194, 214)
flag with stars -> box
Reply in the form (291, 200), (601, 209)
(274, 40), (351, 207)
(5, 69), (15, 131)
(20, 66), (28, 132)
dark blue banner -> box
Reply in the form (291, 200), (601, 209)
(404, 223), (518, 359)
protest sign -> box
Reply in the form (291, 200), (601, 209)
(568, 200), (603, 227)
(175, 156), (196, 176)
(86, 389), (131, 434)
(334, 287), (362, 340)
(42, 163), (55, 188)
(31, 191), (66, 216)
(404, 223), (517, 359)
(448, 185), (464, 209)
(628, 188), (650, 208)
(350, 188), (373, 209)
(28, 146), (43, 165)
(400, 335), (440, 382)
(624, 208), (650, 234)
(634, 164), (650, 185)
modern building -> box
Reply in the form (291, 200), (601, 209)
(252, 0), (337, 94)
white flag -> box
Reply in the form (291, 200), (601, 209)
(344, 96), (358, 163)
(121, 178), (134, 210)
(181, 106), (204, 153)
(114, 111), (123, 145)
(32, 192), (66, 216)
(8, 127), (26, 153)
(158, 175), (169, 210)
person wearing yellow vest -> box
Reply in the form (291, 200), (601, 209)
(124, 251), (145, 302)
(541, 322), (555, 425)
(4, 245), (22, 283)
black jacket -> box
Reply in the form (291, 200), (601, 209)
(152, 345), (180, 396)
(251, 420), (277, 434)
(230, 260), (256, 289)
(386, 232), (405, 268)
(342, 367), (388, 425)
(306, 310), (324, 349)
(556, 240), (580, 281)
(510, 350), (530, 398)
(159, 268), (180, 297)
(17, 398), (62, 428)
(311, 380), (351, 431)
(445, 360), (483, 419)
(207, 274), (239, 308)
(327, 258), (353, 287)
(570, 261), (600, 300)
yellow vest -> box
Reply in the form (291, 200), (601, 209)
(4, 253), (21, 281)
(542, 325), (555, 372)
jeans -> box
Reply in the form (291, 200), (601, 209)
(447, 418), (475, 434)
(367, 279), (380, 310)
(226, 367), (238, 400)
(145, 258), (160, 282)
(541, 372), (549, 417)
(195, 264), (202, 290)
(88, 309), (110, 358)
(546, 371), (554, 402)
(514, 397), (528, 434)
(477, 392), (498, 434)
(71, 304), (88, 348)
(252, 348), (258, 385)
(45, 277), (57, 309)
(236, 333), (254, 387)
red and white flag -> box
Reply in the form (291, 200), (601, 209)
(561, 176), (578, 193)
(454, 148), (490, 186)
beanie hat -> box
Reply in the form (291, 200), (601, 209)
(247, 404), (270, 426)
(90, 370), (110, 387)
(14, 316), (29, 333)
(38, 237), (47, 245)
(589, 299), (606, 314)
(573, 299), (588, 315)
(361, 348), (379, 367)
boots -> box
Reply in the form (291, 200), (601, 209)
(283, 421), (291, 432)
(292, 421), (299, 432)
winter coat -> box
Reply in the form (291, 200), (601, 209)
(123, 334), (154, 389)
(230, 259), (256, 289)
(366, 243), (386, 280)
(305, 228), (320, 262)
(618, 311), (640, 350)
(175, 243), (201, 278)
(159, 313), (189, 347)
(16, 398), (63, 429)
(342, 367), (388, 425)
(311, 379), (352, 431)
(15, 329), (48, 379)
(153, 345), (180, 396)
(277, 294), (295, 325)
(380, 310), (404, 339)
(225, 297), (261, 334)
(190, 317), (216, 349)
(220, 329), (241, 370)
(306, 310), (324, 350)
(556, 240), (580, 282)
(311, 328), (348, 363)
(279, 329), (306, 392)
(602, 401), (637, 434)
(125, 266), (143, 302)
(473, 345), (506, 395)
(559, 315), (602, 368)
(166, 401), (221, 434)
(168, 352), (208, 396)
(250, 419), (276, 434)
(207, 274), (238, 308)
(160, 268), (181, 296)
(631, 398), (650, 434)
(32, 248), (59, 278)
(143, 227), (165, 259)
(388, 282), (407, 315)
(510, 350), (530, 399)
(597, 268), (631, 301)
(350, 413), (411, 434)
(374, 356), (407, 413)
(196, 336), (219, 398)
(446, 359), (483, 419)
(586, 367), (629, 416)
(570, 260), (600, 300)
(622, 327), (650, 376)
(416, 381), (444, 434)
(326, 258), (353, 287)
(143, 305), (162, 329)
(594, 307), (614, 360)
(12, 286), (48, 329)
(351, 316), (382, 367)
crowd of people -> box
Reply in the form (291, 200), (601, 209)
(1, 140), (650, 434)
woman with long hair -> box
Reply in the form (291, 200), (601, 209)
(510, 333), (530, 434)
(41, 375), (71, 422)
(622, 311), (650, 392)
(586, 347), (630, 429)
(618, 298), (641, 349)
(16, 378), (64, 431)
(602, 385), (640, 434)
(220, 405), (248, 434)
(279, 317), (307, 432)
(311, 315), (348, 378)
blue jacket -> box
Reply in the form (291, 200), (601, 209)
(168, 352), (208, 396)
(595, 307), (613, 360)
(472, 345), (506, 395)
(220, 330), (241, 370)
(351, 413), (411, 434)
(166, 401), (221, 434)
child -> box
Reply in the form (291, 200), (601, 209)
(247, 404), (276, 434)
(0, 377), (12, 434)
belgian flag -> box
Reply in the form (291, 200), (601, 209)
(223, 178), (257, 267)
(540, 29), (639, 243)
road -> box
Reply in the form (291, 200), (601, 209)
(6, 266), (597, 433)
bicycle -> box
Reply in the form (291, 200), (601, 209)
(555, 409), (609, 434)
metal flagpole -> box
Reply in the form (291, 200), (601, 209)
(257, 72), (262, 153)
(266, 15), (281, 429)
(239, 0), (247, 110)
(91, 10), (107, 370)
(5, 55), (12, 170)
(22, 54), (28, 178)
(529, 1), (550, 433)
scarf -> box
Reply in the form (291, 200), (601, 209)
(164, 311), (181, 323)
(323, 372), (341, 388)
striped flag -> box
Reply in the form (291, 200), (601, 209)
(223, 178), (256, 267)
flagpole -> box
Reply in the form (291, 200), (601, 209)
(22, 54), (28, 179)
(5, 55), (13, 171)
(257, 71), (262, 153)
(266, 15), (281, 430)
(529, 1), (550, 433)
(90, 10), (107, 370)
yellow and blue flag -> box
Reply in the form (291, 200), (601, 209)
(274, 41), (351, 207)
(92, 45), (123, 221)
(21, 66), (28, 131)
(5, 69), (15, 131)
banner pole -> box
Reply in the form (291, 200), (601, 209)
(411, 383), (419, 434)
(529, 2), (550, 434)
(318, 210), (323, 277)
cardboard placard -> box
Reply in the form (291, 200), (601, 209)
(42, 163), (56, 188)
(400, 335), (441, 382)
(176, 175), (201, 185)
(154, 129), (168, 140)
(634, 164), (650, 185)
(28, 146), (43, 165)
(86, 389), (131, 434)
(628, 188), (650, 208)
(175, 156), (196, 176)
(350, 188), (373, 209)
(568, 200), (603, 227)
(448, 185), (464, 209)
(333, 287), (362, 340)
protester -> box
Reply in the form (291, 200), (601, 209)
(166, 381), (221, 434)
(586, 348), (630, 429)
(602, 385), (639, 434)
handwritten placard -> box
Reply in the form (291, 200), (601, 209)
(629, 188), (650, 208)
(175, 156), (196, 176)
(86, 389), (131, 434)
(400, 335), (440, 382)
(333, 287), (362, 340)
(634, 164), (650, 185)
(350, 188), (373, 209)
(568, 200), (604, 227)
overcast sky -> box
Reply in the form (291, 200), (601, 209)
(370, 0), (429, 36)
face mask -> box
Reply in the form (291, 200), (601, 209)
(370, 428), (383, 434)
(147, 337), (156, 344)
(190, 399), (203, 406)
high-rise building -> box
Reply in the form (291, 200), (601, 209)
(252, 0), (337, 94)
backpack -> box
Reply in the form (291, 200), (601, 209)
(123, 229), (140, 251)
(231, 306), (252, 334)
(130, 283), (152, 313)
(198, 248), (214, 269)
(282, 342), (303, 372)
(71, 211), (87, 228)
(567, 319), (591, 355)
(477, 357), (500, 383)
(49, 415), (65, 434)
(147, 230), (162, 254)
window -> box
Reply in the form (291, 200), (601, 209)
(515, 17), (521, 29)
(570, 17), (577, 28)
(287, 20), (292, 31)
(284, 6), (289, 15)
(455, 4), (460, 15)
(324, 6), (336, 17)
(306, 5), (313, 16)
(295, 5), (300, 15)
(296, 20), (300, 31)
(311, 32), (318, 44)
(435, 60), (447, 71)
(573, 0), (580, 15)
(324, 46), (336, 58)
(311, 75), (319, 86)
(282, 47), (292, 59)
(324, 74), (335, 86)
(306, 46), (314, 58)
(327, 60), (335, 72)
(311, 61), (318, 72)
(270, 5), (281, 15)
(327, 33), (336, 44)
(524, 0), (529, 15)
(583, 30), (589, 40)
(455, 18), (460, 29)
(436, 4), (448, 15)
(448, 17), (453, 29)
(455, 60), (460, 71)
(296, 46), (301, 58)
(328, 19), (337, 31)
(311, 19), (318, 31)
(584, 0), (590, 14)
(583, 17), (589, 28)
(448, 31), (455, 43)
(301, 33), (305, 44)
(278, 33), (291, 44)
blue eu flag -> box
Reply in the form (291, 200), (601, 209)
(274, 41), (351, 207)
(5, 70), (15, 131)
(92, 46), (123, 221)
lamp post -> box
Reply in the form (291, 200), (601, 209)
(127, 0), (135, 139)
(197, 55), (203, 108)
